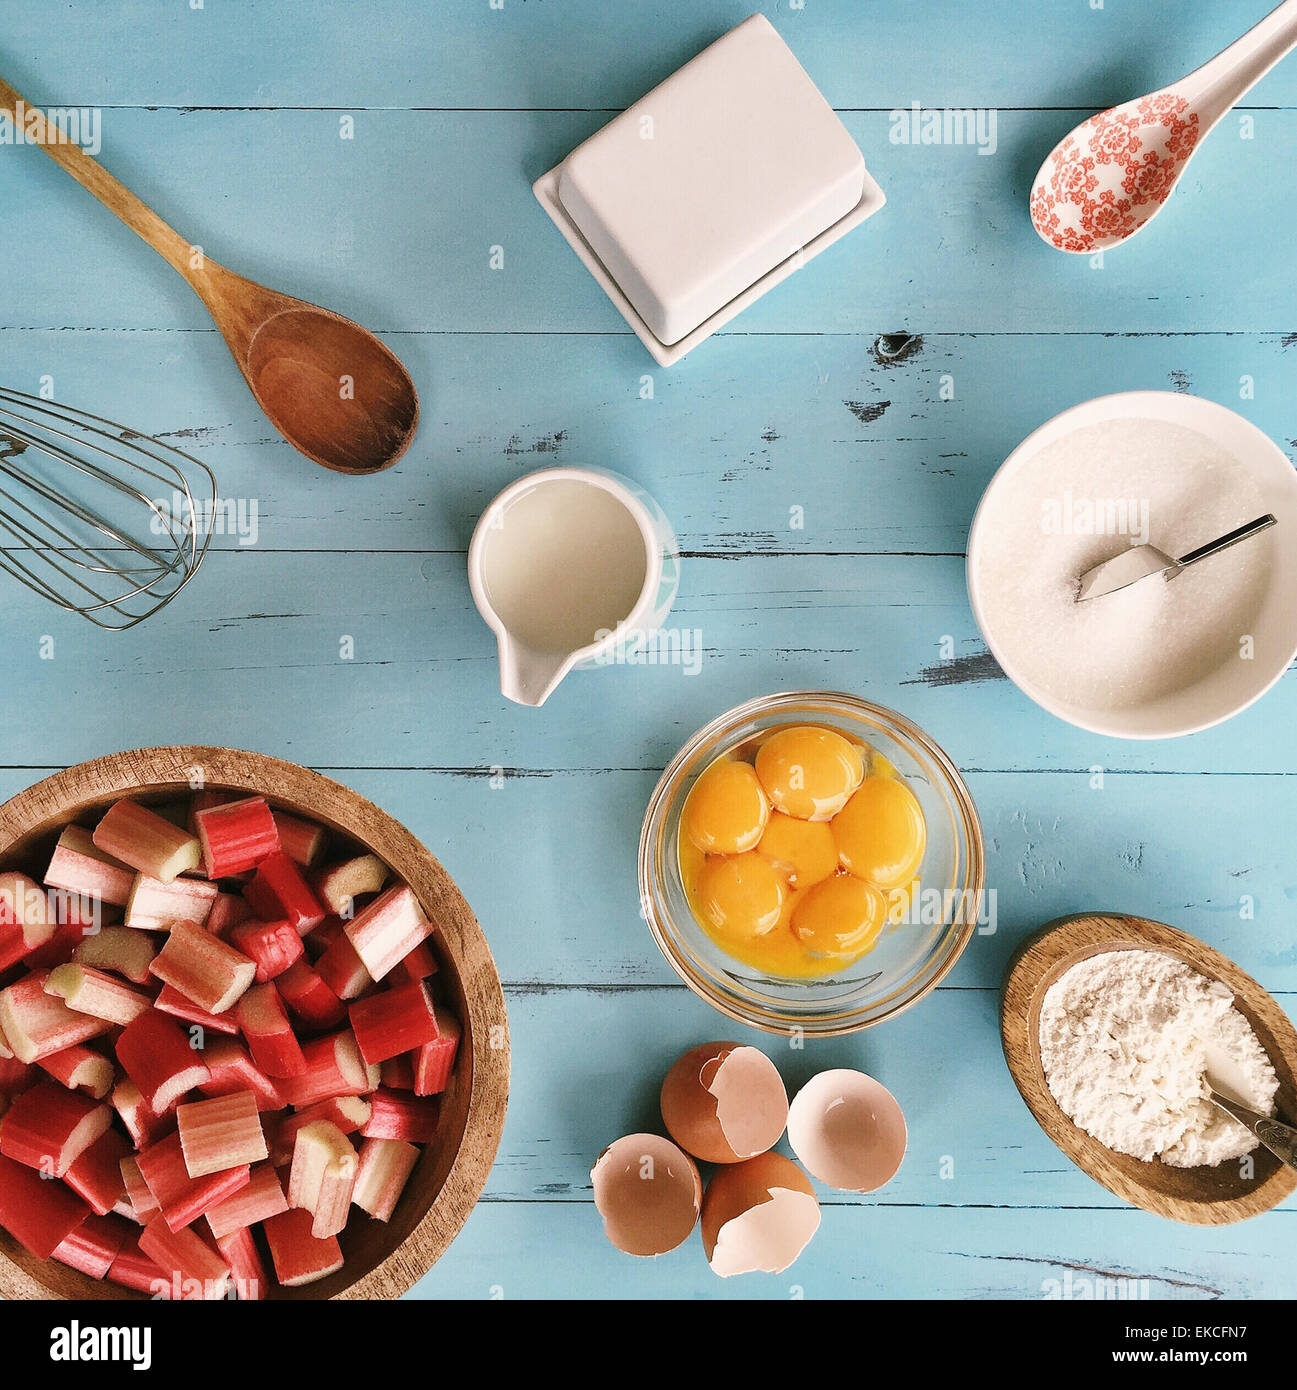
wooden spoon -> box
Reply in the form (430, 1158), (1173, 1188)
(0, 77), (418, 474)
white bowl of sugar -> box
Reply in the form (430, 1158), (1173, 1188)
(967, 391), (1297, 739)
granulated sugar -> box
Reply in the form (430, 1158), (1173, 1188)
(1039, 949), (1278, 1168)
(973, 418), (1272, 710)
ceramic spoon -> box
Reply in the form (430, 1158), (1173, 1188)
(1031, 0), (1297, 253)
(0, 76), (418, 474)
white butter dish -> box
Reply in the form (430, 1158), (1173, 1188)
(534, 13), (885, 365)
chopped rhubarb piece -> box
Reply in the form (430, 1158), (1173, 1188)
(138, 1215), (231, 1299)
(204, 1161), (289, 1240)
(0, 1153), (91, 1257)
(106, 1230), (167, 1294)
(136, 1131), (251, 1234)
(352, 1137), (419, 1223)
(315, 853), (389, 918)
(0, 1055), (33, 1093)
(53, 1211), (131, 1279)
(44, 825), (135, 907)
(236, 983), (306, 1078)
(112, 1079), (164, 1148)
(71, 925), (159, 985)
(344, 885), (432, 983)
(205, 891), (251, 938)
(120, 1154), (162, 1223)
(288, 1121), (357, 1239)
(278, 1029), (377, 1108)
(315, 929), (374, 1000)
(23, 914), (92, 971)
(125, 873), (218, 930)
(177, 1091), (268, 1178)
(391, 938), (439, 984)
(306, 914), (345, 955)
(149, 919), (256, 1015)
(196, 1035), (285, 1111)
(38, 1042), (115, 1099)
(245, 853), (327, 935)
(116, 1010), (211, 1112)
(229, 918), (303, 982)
(0, 971), (110, 1062)
(361, 1088), (440, 1143)
(273, 811), (328, 868)
(274, 1096), (371, 1163)
(0, 871), (55, 971)
(349, 981), (440, 1066)
(93, 800), (201, 884)
(188, 788), (235, 830)
(413, 1006), (462, 1096)
(263, 1206), (344, 1287)
(214, 1224), (268, 1300)
(277, 958), (346, 1031)
(64, 1128), (131, 1215)
(0, 1080), (111, 1176)
(195, 797), (280, 879)
(154, 984), (240, 1036)
(45, 963), (153, 1025)
(380, 1053), (415, 1090)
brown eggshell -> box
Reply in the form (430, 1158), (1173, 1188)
(591, 1132), (701, 1257)
(700, 1152), (820, 1277)
(787, 1069), (907, 1193)
(660, 1042), (789, 1164)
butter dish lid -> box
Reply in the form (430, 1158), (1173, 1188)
(555, 13), (866, 347)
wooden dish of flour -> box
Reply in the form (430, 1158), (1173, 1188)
(1001, 912), (1297, 1225)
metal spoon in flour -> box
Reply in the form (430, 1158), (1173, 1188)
(1204, 1083), (1297, 1171)
(1075, 514), (1276, 602)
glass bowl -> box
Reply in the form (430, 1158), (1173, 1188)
(639, 692), (985, 1036)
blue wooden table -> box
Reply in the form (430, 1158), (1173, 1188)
(3, 0), (1296, 1299)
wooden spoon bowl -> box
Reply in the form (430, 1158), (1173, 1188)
(0, 747), (509, 1299)
(1001, 912), (1297, 1225)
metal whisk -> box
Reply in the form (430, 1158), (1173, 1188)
(0, 387), (217, 630)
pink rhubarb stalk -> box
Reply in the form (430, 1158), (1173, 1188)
(177, 1090), (268, 1178)
(262, 1206), (344, 1287)
(315, 853), (388, 918)
(135, 1131), (251, 1234)
(93, 800), (201, 884)
(229, 918), (303, 982)
(245, 852), (327, 935)
(38, 1042), (115, 1099)
(71, 925), (159, 985)
(0, 971), (111, 1063)
(45, 963), (153, 1026)
(352, 1137), (419, 1223)
(348, 981), (440, 1066)
(148, 918), (256, 1015)
(194, 796), (280, 879)
(43, 825), (134, 907)
(277, 1029), (377, 1108)
(344, 884), (433, 982)
(236, 982), (306, 1078)
(138, 1216), (231, 1300)
(125, 873), (218, 930)
(115, 1010), (212, 1112)
(0, 1152), (92, 1258)
(204, 1161), (289, 1240)
(287, 1120), (358, 1239)
(0, 1080), (111, 1176)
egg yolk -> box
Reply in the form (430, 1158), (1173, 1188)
(755, 726), (864, 821)
(695, 853), (785, 940)
(757, 813), (839, 889)
(683, 759), (769, 855)
(790, 875), (887, 957)
(833, 776), (926, 889)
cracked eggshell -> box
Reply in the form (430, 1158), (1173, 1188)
(660, 1041), (789, 1164)
(700, 1152), (820, 1277)
(591, 1132), (701, 1256)
(787, 1068), (907, 1193)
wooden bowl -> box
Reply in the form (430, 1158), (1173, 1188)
(1001, 912), (1297, 1225)
(0, 746), (510, 1299)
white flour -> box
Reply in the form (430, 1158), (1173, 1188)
(1039, 949), (1278, 1168)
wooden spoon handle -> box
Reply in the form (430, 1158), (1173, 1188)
(0, 75), (197, 279)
